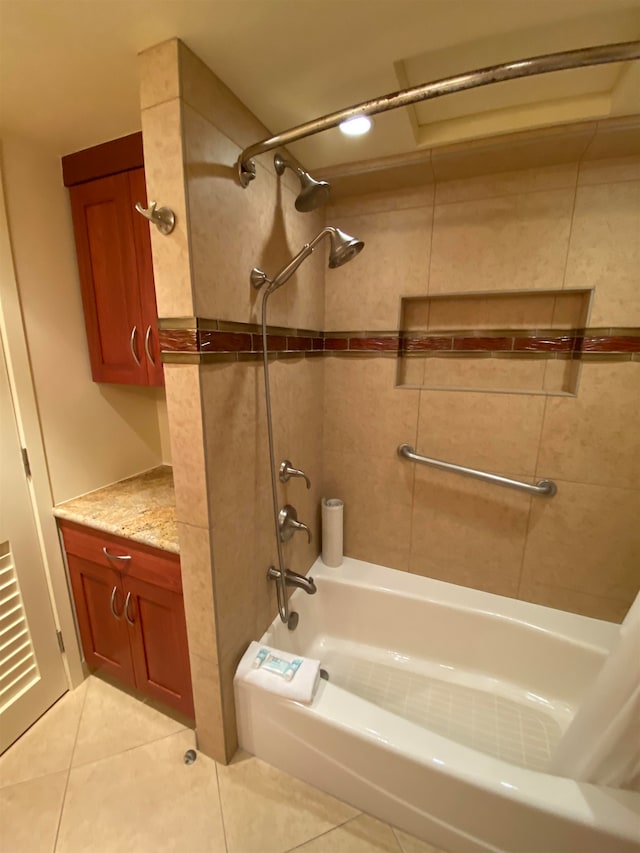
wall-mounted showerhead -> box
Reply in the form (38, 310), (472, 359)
(250, 226), (364, 294)
(274, 154), (331, 212)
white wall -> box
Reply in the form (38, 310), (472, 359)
(1, 133), (169, 504)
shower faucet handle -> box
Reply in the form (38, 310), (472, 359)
(279, 460), (311, 489)
(278, 505), (312, 544)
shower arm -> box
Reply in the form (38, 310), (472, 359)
(265, 228), (334, 293)
(236, 40), (640, 185)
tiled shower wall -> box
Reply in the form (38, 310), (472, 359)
(141, 38), (639, 763)
(140, 40), (324, 762)
(323, 151), (639, 623)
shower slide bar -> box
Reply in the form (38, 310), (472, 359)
(397, 444), (557, 497)
(237, 40), (640, 185)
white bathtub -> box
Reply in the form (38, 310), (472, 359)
(234, 557), (640, 853)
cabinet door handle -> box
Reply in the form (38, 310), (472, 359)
(110, 586), (122, 620)
(102, 546), (132, 562)
(124, 591), (135, 626)
(129, 326), (142, 366)
(144, 325), (156, 366)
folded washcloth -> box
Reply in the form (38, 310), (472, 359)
(235, 641), (321, 704)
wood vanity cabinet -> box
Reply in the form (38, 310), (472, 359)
(63, 133), (164, 387)
(60, 520), (193, 718)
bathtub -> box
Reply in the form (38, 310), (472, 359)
(234, 557), (640, 853)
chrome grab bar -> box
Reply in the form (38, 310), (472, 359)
(397, 444), (557, 497)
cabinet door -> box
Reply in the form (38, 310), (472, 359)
(69, 173), (147, 385)
(67, 555), (135, 686)
(128, 169), (164, 387)
(124, 575), (194, 717)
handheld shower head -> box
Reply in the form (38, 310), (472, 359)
(327, 227), (365, 268)
(274, 154), (331, 212)
(250, 226), (364, 294)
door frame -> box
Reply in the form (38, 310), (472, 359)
(0, 152), (84, 688)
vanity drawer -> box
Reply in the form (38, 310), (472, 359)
(59, 520), (181, 594)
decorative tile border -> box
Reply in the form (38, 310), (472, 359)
(158, 320), (640, 363)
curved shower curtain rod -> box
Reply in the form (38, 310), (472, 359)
(236, 40), (640, 186)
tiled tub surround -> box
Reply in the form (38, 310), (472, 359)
(320, 152), (640, 625)
(159, 320), (640, 361)
(141, 37), (640, 764)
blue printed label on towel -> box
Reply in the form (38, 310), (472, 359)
(262, 654), (303, 681)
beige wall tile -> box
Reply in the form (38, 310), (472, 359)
(421, 355), (548, 394)
(178, 40), (270, 152)
(583, 117), (640, 161)
(164, 365), (208, 529)
(201, 361), (260, 522)
(324, 204), (433, 331)
(564, 181), (640, 327)
(426, 291), (556, 331)
(323, 357), (420, 459)
(430, 189), (575, 294)
(176, 521), (217, 660)
(542, 358), (580, 395)
(417, 388), (546, 477)
(397, 356), (426, 387)
(518, 580), (632, 624)
(521, 480), (640, 601)
(435, 163), (577, 206)
(183, 104), (324, 328)
(410, 467), (531, 597)
(578, 155), (640, 186)
(138, 39), (180, 111)
(328, 184), (434, 218)
(537, 362), (640, 489)
(141, 100), (194, 318)
(324, 450), (415, 573)
(188, 651), (227, 762)
(431, 123), (595, 182)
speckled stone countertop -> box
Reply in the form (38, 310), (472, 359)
(54, 466), (179, 554)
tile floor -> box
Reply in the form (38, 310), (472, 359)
(0, 677), (446, 853)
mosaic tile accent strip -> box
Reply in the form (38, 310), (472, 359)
(158, 321), (640, 362)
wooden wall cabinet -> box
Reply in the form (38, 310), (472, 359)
(63, 134), (163, 386)
(60, 520), (193, 718)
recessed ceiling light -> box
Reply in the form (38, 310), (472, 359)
(339, 115), (373, 136)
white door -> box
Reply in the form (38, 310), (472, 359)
(0, 333), (67, 752)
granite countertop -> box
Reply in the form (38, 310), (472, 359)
(53, 466), (179, 554)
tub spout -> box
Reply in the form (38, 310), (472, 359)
(285, 570), (317, 594)
(267, 566), (317, 595)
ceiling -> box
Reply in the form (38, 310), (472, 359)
(1, 0), (639, 170)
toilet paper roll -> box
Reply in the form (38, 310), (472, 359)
(321, 498), (344, 567)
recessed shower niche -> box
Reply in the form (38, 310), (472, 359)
(397, 289), (593, 395)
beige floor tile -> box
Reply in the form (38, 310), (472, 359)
(71, 676), (185, 768)
(290, 814), (402, 852)
(57, 729), (225, 853)
(0, 680), (87, 788)
(393, 826), (448, 853)
(0, 771), (67, 853)
(217, 751), (359, 853)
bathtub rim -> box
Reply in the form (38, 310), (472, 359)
(306, 555), (621, 654)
